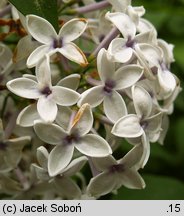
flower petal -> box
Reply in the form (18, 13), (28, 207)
(97, 48), (115, 83)
(108, 38), (133, 63)
(58, 42), (88, 66)
(34, 122), (67, 145)
(27, 44), (50, 68)
(114, 64), (143, 89)
(118, 169), (145, 189)
(7, 78), (40, 99)
(37, 146), (49, 170)
(103, 91), (127, 123)
(145, 112), (163, 133)
(26, 15), (57, 44)
(52, 86), (80, 106)
(71, 103), (93, 136)
(132, 85), (152, 118)
(92, 155), (117, 172)
(157, 69), (176, 99)
(77, 86), (104, 108)
(35, 55), (51, 86)
(62, 156), (88, 177)
(105, 12), (136, 38)
(118, 144), (144, 169)
(137, 132), (150, 169)
(112, 114), (144, 138)
(17, 104), (40, 127)
(37, 97), (57, 122)
(107, 0), (131, 12)
(57, 74), (81, 90)
(48, 144), (74, 177)
(54, 177), (81, 199)
(59, 18), (88, 43)
(13, 35), (39, 63)
(56, 106), (72, 130)
(75, 134), (112, 157)
(87, 172), (116, 197)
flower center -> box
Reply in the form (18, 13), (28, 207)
(151, 66), (158, 75)
(40, 86), (52, 97)
(126, 36), (135, 48)
(63, 133), (80, 145)
(140, 120), (148, 130)
(109, 164), (124, 173)
(103, 80), (116, 95)
(53, 38), (63, 48)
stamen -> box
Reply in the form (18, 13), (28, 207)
(40, 86), (52, 97)
(109, 164), (124, 173)
(126, 36), (135, 48)
(53, 38), (63, 48)
(103, 79), (116, 94)
(63, 133), (80, 145)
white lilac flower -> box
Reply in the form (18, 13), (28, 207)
(7, 56), (80, 122)
(87, 144), (145, 197)
(26, 15), (88, 67)
(0, 119), (31, 173)
(34, 104), (112, 176)
(0, 43), (26, 79)
(135, 43), (177, 98)
(78, 48), (143, 123)
(16, 74), (81, 127)
(105, 12), (155, 63)
(112, 85), (163, 142)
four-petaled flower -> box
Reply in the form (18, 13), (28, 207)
(78, 48), (143, 122)
(34, 104), (112, 176)
(26, 15), (88, 67)
(7, 56), (80, 122)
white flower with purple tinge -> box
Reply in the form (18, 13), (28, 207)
(34, 104), (112, 176)
(26, 15), (88, 67)
(78, 48), (143, 123)
(7, 57), (80, 122)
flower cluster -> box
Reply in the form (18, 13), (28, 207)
(0, 0), (181, 199)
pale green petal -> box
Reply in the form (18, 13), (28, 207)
(103, 91), (127, 123)
(48, 144), (74, 177)
(34, 122), (67, 145)
(132, 85), (152, 118)
(57, 74), (80, 90)
(62, 156), (88, 177)
(118, 169), (145, 189)
(59, 18), (88, 43)
(77, 86), (104, 108)
(58, 42), (88, 66)
(52, 86), (80, 106)
(16, 104), (40, 127)
(114, 65), (143, 90)
(106, 12), (136, 38)
(7, 78), (40, 99)
(75, 134), (112, 157)
(26, 15), (57, 44)
(87, 172), (116, 197)
(112, 114), (144, 138)
(92, 155), (117, 172)
(37, 146), (49, 170)
(97, 48), (115, 83)
(71, 103), (93, 136)
(54, 177), (81, 199)
(37, 97), (57, 122)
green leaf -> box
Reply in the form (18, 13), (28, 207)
(8, 0), (59, 32)
(112, 175), (184, 199)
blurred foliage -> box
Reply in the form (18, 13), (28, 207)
(105, 0), (184, 200)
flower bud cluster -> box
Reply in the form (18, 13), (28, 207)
(0, 0), (181, 199)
